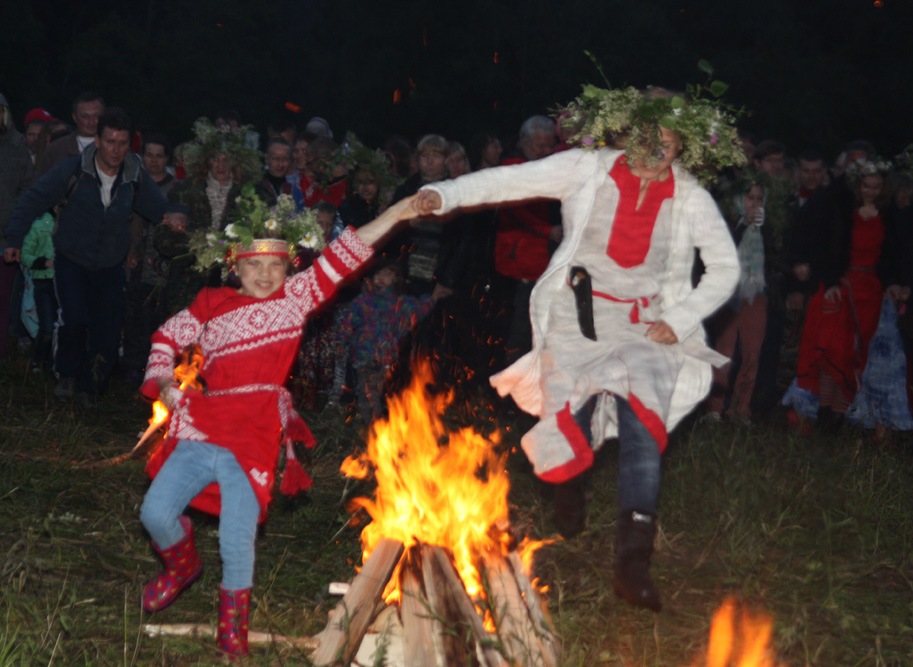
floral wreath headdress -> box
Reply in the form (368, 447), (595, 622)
(333, 132), (402, 202)
(557, 60), (746, 185)
(181, 117), (262, 183)
(188, 183), (326, 275)
(845, 157), (892, 185)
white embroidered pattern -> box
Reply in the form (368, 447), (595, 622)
(250, 468), (270, 487)
(170, 408), (209, 443)
(198, 298), (309, 356)
(207, 329), (302, 364)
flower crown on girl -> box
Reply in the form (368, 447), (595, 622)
(188, 183), (325, 275)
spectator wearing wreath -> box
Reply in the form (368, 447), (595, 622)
(155, 117), (262, 316)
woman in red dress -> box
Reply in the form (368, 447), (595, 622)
(790, 160), (895, 431)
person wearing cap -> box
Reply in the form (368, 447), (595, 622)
(136, 195), (419, 659)
(33, 92), (104, 179)
(22, 108), (55, 165)
(0, 92), (34, 361)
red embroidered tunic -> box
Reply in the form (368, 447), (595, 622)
(605, 157), (675, 268)
(141, 228), (373, 520)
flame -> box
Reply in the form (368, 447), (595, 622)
(135, 345), (206, 453)
(342, 359), (508, 601)
(695, 597), (784, 667)
(150, 399), (170, 426)
(517, 536), (554, 595)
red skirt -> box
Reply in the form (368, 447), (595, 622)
(796, 270), (882, 397)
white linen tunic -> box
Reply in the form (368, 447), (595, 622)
(424, 149), (738, 482)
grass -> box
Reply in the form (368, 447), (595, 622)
(1, 351), (912, 666)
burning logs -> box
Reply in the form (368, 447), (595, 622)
(312, 539), (558, 667)
(313, 361), (560, 665)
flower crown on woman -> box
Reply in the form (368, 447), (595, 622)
(334, 132), (402, 201)
(181, 117), (263, 183)
(845, 157), (892, 184)
(557, 61), (746, 184)
(188, 183), (325, 275)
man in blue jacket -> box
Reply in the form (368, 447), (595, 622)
(3, 108), (186, 405)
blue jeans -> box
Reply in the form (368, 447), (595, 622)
(140, 440), (260, 590)
(616, 397), (662, 514)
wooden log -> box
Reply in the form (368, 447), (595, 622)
(312, 537), (405, 666)
(484, 553), (557, 667)
(399, 548), (442, 667)
(421, 545), (470, 665)
(424, 545), (507, 667)
(506, 550), (561, 661)
(142, 623), (319, 649)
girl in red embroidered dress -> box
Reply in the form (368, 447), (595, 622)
(136, 198), (417, 658)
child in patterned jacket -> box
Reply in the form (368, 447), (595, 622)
(337, 258), (432, 421)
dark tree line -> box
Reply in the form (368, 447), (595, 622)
(4, 0), (912, 157)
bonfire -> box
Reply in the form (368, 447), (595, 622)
(315, 360), (559, 666)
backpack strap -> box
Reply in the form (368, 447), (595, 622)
(51, 161), (83, 232)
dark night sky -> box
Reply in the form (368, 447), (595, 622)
(4, 0), (912, 159)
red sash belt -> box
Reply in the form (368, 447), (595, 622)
(592, 290), (654, 324)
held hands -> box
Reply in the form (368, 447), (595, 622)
(646, 320), (678, 345)
(355, 195), (421, 247)
(382, 195), (422, 226)
(413, 190), (442, 216)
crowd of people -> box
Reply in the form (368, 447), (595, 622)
(2, 91), (910, 439)
(1, 86), (912, 657)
